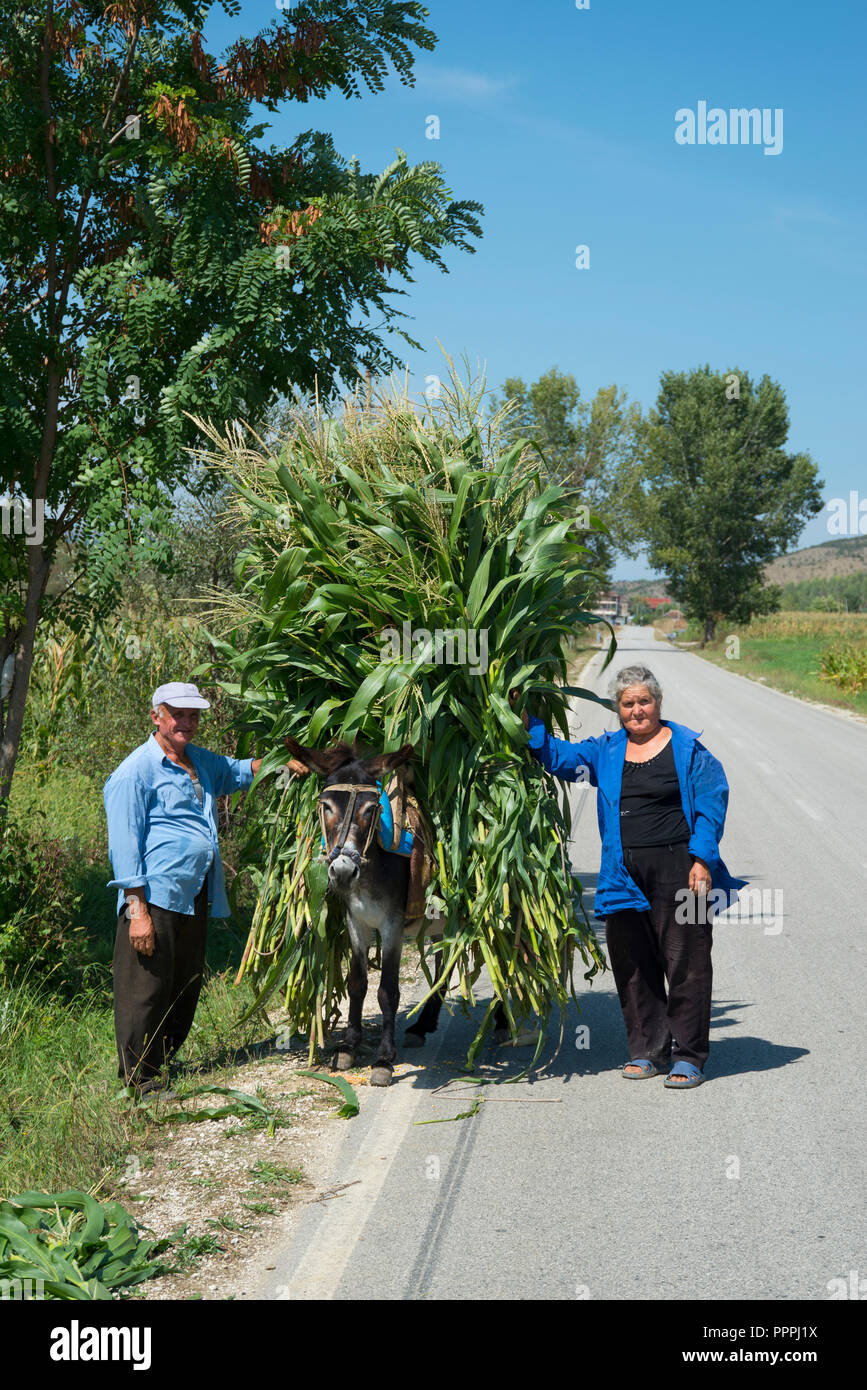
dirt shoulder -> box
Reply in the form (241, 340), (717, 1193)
(127, 952), (424, 1302)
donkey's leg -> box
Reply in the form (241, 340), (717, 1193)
(336, 921), (370, 1071)
(404, 944), (447, 1046)
(493, 999), (510, 1044)
(370, 921), (403, 1087)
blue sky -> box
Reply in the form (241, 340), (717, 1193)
(204, 0), (865, 579)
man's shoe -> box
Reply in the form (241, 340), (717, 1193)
(134, 1074), (176, 1100)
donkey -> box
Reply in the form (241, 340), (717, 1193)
(285, 736), (509, 1085)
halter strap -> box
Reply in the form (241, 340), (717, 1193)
(318, 782), (382, 862)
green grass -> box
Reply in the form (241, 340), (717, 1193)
(169, 1229), (225, 1268)
(683, 613), (867, 718)
(8, 765), (107, 850)
(246, 1160), (305, 1188)
(0, 975), (139, 1197)
(0, 965), (273, 1200)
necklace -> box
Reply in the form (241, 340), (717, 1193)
(624, 730), (671, 765)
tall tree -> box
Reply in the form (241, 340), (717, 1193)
(644, 366), (823, 643)
(491, 368), (649, 575)
(0, 0), (482, 807)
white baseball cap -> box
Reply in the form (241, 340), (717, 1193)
(152, 681), (211, 711)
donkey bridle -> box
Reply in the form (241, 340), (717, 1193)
(318, 782), (382, 867)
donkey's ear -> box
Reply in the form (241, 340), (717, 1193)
(365, 742), (415, 780)
(284, 736), (351, 777)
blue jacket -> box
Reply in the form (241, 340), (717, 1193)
(527, 715), (746, 918)
(104, 734), (255, 918)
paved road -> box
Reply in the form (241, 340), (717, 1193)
(255, 628), (867, 1301)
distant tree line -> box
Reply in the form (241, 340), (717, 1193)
(494, 365), (823, 645)
(778, 572), (867, 613)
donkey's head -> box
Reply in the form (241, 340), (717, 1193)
(285, 736), (414, 893)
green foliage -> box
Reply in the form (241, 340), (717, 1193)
(296, 1072), (359, 1118)
(0, 0), (482, 543)
(0, 1189), (171, 1299)
(0, 962), (271, 1199)
(779, 570), (867, 613)
(0, 0), (483, 803)
(0, 978), (125, 1196)
(144, 1085), (278, 1135)
(194, 368), (608, 1061)
(0, 815), (87, 984)
(164, 1227), (224, 1270)
(20, 605), (227, 789)
(491, 368), (649, 574)
(818, 643), (867, 694)
(684, 612), (867, 717)
(644, 366), (824, 641)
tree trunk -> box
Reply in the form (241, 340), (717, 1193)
(0, 542), (51, 813)
(0, 356), (60, 818)
(702, 615), (716, 646)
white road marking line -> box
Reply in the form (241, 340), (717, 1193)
(794, 797), (823, 822)
(269, 1027), (450, 1300)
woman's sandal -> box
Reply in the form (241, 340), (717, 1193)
(622, 1058), (664, 1079)
(664, 1061), (704, 1089)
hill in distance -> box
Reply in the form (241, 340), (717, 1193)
(610, 536), (866, 597)
(763, 535), (867, 584)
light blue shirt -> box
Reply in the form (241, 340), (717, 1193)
(103, 734), (254, 918)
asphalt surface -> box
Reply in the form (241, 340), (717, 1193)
(254, 628), (867, 1301)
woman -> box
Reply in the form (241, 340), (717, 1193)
(512, 665), (743, 1088)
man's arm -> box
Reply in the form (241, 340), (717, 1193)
(251, 756), (308, 777)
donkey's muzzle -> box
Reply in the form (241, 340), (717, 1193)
(328, 850), (361, 889)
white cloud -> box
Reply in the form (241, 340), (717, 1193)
(413, 64), (519, 101)
(775, 203), (840, 226)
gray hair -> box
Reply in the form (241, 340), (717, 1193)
(611, 665), (663, 709)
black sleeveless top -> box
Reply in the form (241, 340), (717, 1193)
(619, 738), (691, 849)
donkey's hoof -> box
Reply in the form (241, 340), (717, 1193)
(403, 1029), (426, 1048)
(369, 1065), (393, 1087)
(334, 1050), (355, 1071)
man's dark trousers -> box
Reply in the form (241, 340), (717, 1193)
(113, 883), (208, 1085)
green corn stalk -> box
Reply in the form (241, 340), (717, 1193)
(193, 364), (611, 1065)
(0, 1191), (171, 1299)
(818, 642), (867, 694)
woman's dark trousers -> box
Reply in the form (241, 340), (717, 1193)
(113, 883), (208, 1085)
(605, 843), (713, 1071)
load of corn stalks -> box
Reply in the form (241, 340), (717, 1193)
(194, 363), (611, 1066)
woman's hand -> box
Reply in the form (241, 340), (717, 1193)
(689, 859), (712, 895)
(508, 686), (530, 731)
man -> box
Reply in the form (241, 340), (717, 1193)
(104, 681), (305, 1094)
